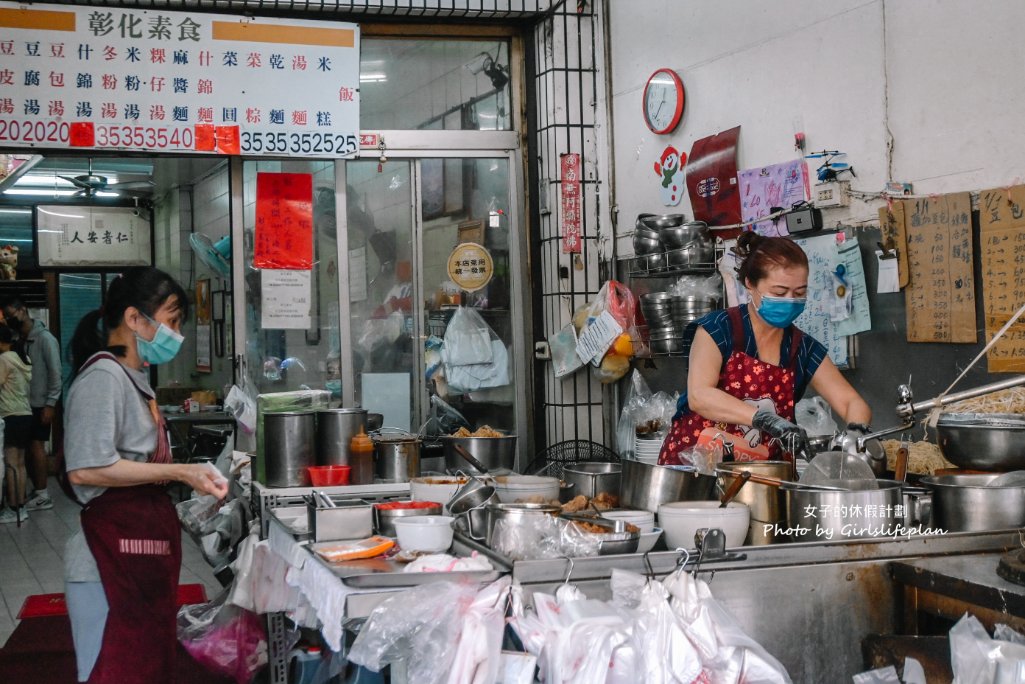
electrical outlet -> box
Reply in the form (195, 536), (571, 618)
(814, 180), (850, 208)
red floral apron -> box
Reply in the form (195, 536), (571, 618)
(659, 308), (803, 465)
(75, 353), (180, 684)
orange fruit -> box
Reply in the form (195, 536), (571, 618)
(612, 333), (634, 357)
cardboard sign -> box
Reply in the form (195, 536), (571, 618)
(979, 185), (1025, 371)
(254, 172), (313, 269)
(903, 193), (976, 344)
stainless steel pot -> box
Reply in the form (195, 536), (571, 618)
(718, 461), (790, 545)
(374, 432), (422, 482)
(921, 474), (1025, 531)
(563, 462), (622, 500)
(264, 411), (316, 487)
(316, 408), (367, 466)
(373, 502), (442, 536)
(620, 459), (717, 513)
(783, 480), (904, 541)
(485, 502), (560, 547)
(441, 434), (517, 473)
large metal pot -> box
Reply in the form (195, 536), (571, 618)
(563, 462), (622, 500)
(264, 411), (316, 487)
(441, 434), (517, 473)
(921, 474), (1025, 531)
(316, 408), (367, 466)
(718, 461), (790, 545)
(374, 432), (422, 482)
(783, 480), (904, 541)
(620, 459), (717, 514)
(485, 502), (560, 547)
(935, 413), (1025, 471)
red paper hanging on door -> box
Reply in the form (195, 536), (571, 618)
(254, 172), (314, 270)
(561, 153), (582, 254)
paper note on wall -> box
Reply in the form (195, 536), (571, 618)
(793, 233), (848, 367)
(254, 172), (314, 270)
(349, 246), (368, 302)
(903, 193), (976, 344)
(878, 202), (910, 288)
(737, 159), (811, 237)
(261, 269), (312, 329)
(575, 310), (623, 365)
(834, 238), (871, 337)
(979, 185), (1025, 371)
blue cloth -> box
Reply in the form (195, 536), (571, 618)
(66, 580), (108, 682)
(674, 306), (828, 418)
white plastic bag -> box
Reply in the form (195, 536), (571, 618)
(442, 307), (494, 366)
(794, 396), (838, 438)
(950, 613), (1025, 684)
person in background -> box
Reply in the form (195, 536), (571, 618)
(0, 324), (32, 524)
(659, 232), (872, 465)
(63, 268), (227, 683)
(0, 295), (62, 511)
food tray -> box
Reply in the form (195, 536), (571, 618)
(306, 546), (504, 588)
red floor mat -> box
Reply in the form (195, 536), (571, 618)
(0, 614), (235, 683)
(18, 583), (208, 619)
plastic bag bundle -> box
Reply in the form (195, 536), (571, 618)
(950, 613), (1025, 684)
(794, 396), (838, 438)
(441, 307), (510, 392)
(669, 273), (724, 302)
(177, 591), (268, 684)
(490, 515), (602, 561)
(347, 578), (512, 684)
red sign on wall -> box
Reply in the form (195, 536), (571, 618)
(560, 153), (582, 254)
(254, 173), (314, 270)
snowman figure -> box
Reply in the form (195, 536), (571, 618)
(653, 145), (685, 206)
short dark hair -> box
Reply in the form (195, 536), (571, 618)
(0, 323), (30, 365)
(734, 232), (809, 286)
(70, 267), (188, 372)
(0, 295), (25, 312)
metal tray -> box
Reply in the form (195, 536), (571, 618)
(307, 543), (505, 588)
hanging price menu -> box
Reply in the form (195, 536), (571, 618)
(980, 185), (1025, 372)
(903, 193), (976, 344)
(0, 2), (359, 157)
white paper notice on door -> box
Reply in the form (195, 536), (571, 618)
(349, 246), (368, 302)
(261, 269), (312, 329)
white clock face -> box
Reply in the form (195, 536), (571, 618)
(645, 71), (680, 133)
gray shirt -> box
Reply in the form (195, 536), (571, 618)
(63, 355), (157, 582)
(26, 319), (61, 408)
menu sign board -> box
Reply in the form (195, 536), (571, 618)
(980, 185), (1025, 371)
(903, 193), (976, 343)
(0, 2), (359, 157)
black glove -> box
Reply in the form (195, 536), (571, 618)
(752, 408), (811, 458)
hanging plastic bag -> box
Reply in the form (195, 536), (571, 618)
(617, 370), (653, 456)
(442, 307), (494, 366)
(178, 591), (268, 684)
(949, 613), (1025, 684)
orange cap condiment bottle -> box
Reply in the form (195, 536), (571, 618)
(349, 426), (375, 485)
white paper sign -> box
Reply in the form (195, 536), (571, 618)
(0, 3), (359, 157)
(195, 322), (211, 371)
(260, 269), (311, 329)
(876, 250), (900, 294)
(575, 310), (623, 364)
(35, 205), (151, 267)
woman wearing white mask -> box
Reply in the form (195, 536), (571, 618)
(659, 233), (871, 465)
(62, 268), (228, 683)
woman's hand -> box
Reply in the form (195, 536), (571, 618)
(181, 463), (229, 500)
(752, 409), (812, 459)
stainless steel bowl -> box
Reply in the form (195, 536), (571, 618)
(658, 221), (711, 249)
(639, 213), (686, 230)
(936, 412), (1025, 470)
(441, 434), (517, 473)
(633, 234), (663, 255)
(620, 459), (717, 512)
(563, 462), (622, 499)
(637, 251), (665, 272)
(666, 240), (715, 269)
(650, 338), (683, 355)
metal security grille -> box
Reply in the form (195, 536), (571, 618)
(51, 0), (552, 19)
(529, 0), (609, 448)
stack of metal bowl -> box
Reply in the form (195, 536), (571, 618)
(670, 294), (721, 325)
(649, 326), (683, 355)
(640, 292), (674, 328)
(661, 221), (714, 270)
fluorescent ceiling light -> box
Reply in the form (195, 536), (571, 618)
(5, 188), (117, 198)
(359, 73), (387, 83)
(37, 207), (86, 219)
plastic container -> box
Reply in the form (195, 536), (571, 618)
(307, 465), (351, 487)
(392, 515), (455, 553)
(349, 427), (375, 485)
(658, 501), (750, 549)
(372, 500), (443, 536)
(288, 646), (322, 684)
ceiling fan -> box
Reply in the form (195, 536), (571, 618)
(58, 158), (155, 198)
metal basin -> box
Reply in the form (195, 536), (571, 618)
(936, 412), (1025, 470)
(563, 462), (621, 500)
(441, 434), (517, 473)
(639, 213), (686, 230)
(620, 459), (717, 513)
(718, 461), (791, 545)
(783, 479), (904, 541)
(921, 474), (1025, 531)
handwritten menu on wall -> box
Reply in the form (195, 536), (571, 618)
(979, 185), (1025, 371)
(903, 193), (976, 343)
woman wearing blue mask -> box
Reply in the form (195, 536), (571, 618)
(659, 233), (870, 465)
(63, 267), (228, 683)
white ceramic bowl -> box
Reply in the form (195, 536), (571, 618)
(636, 527), (663, 554)
(410, 476), (469, 505)
(658, 501), (750, 549)
(392, 515), (455, 553)
(494, 475), (560, 504)
(601, 510), (656, 533)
